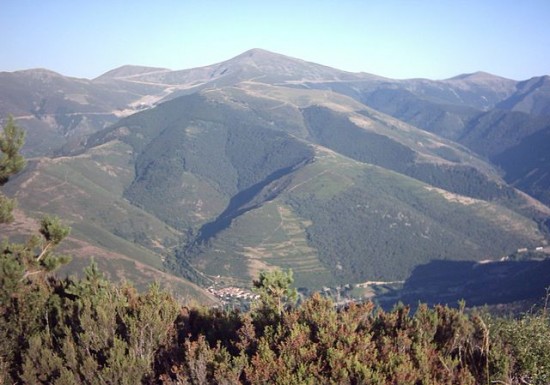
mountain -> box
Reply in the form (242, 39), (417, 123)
(492, 125), (550, 206)
(99, 49), (373, 87)
(2, 49), (549, 301)
(0, 68), (169, 156)
(298, 70), (550, 207)
(0, 49), (372, 157)
(497, 75), (550, 116)
(81, 83), (546, 287)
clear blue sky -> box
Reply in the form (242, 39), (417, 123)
(2, 0), (549, 80)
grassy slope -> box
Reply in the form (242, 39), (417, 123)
(3, 140), (215, 302)
(1, 209), (215, 304)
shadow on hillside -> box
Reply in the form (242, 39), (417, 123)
(196, 159), (311, 244)
(378, 257), (550, 309)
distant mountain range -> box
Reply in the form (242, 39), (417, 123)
(2, 49), (549, 304)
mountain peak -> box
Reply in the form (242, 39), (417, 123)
(228, 48), (306, 67)
(238, 48), (277, 57)
(217, 48), (365, 83)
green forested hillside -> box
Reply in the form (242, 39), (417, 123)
(182, 146), (543, 287)
(310, 72), (550, 208)
(493, 126), (550, 206)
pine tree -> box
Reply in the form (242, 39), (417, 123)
(0, 117), (71, 383)
(252, 269), (297, 325)
(0, 116), (26, 223)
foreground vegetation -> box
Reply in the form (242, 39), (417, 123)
(1, 258), (550, 384)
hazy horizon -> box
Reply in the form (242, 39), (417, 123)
(2, 0), (550, 81)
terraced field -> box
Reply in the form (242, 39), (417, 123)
(241, 204), (333, 285)
(190, 201), (334, 288)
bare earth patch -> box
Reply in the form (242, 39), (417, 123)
(424, 186), (479, 205)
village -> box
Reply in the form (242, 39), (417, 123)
(207, 286), (259, 302)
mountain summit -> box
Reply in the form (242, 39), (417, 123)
(218, 48), (366, 82)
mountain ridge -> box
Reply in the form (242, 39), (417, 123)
(6, 49), (547, 82)
(94, 65), (171, 81)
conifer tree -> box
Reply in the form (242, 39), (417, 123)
(0, 117), (71, 382)
(252, 269), (297, 329)
(0, 117), (71, 285)
(0, 116), (26, 223)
